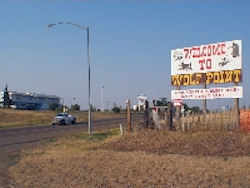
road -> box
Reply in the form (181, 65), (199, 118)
(0, 116), (142, 188)
(0, 118), (128, 153)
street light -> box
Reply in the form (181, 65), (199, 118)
(48, 22), (92, 136)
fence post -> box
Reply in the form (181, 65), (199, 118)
(168, 102), (174, 130)
(120, 124), (124, 136)
(144, 100), (149, 128)
(181, 116), (185, 132)
(234, 98), (240, 129)
(175, 86), (181, 129)
(205, 113), (209, 130)
(220, 112), (224, 131)
(233, 82), (240, 129)
(127, 99), (132, 132)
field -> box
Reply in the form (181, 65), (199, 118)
(9, 128), (250, 188)
(0, 109), (124, 129)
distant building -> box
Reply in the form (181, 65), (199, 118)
(0, 90), (60, 110)
(133, 94), (148, 112)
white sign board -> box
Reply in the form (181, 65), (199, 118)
(171, 40), (242, 75)
(171, 86), (243, 100)
(173, 99), (183, 106)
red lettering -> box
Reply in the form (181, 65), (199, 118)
(192, 47), (196, 58)
(197, 47), (200, 58)
(192, 47), (200, 58)
(216, 44), (221, 55)
(189, 48), (192, 59)
(202, 46), (207, 56)
(207, 45), (212, 56)
(201, 46), (207, 57)
(199, 59), (205, 70)
(206, 58), (212, 69)
(184, 48), (189, 59)
(221, 43), (226, 54)
(212, 45), (217, 55)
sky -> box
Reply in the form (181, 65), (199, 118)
(0, 0), (250, 110)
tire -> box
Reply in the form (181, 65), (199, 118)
(72, 120), (76, 125)
(61, 120), (66, 126)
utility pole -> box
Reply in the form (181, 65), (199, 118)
(101, 85), (104, 112)
(48, 22), (92, 136)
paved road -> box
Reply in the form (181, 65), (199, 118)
(0, 118), (129, 153)
(0, 116), (143, 188)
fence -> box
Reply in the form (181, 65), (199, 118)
(127, 107), (250, 133)
(146, 107), (246, 132)
(175, 111), (239, 132)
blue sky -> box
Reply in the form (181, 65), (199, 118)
(0, 0), (249, 110)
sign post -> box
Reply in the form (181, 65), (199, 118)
(203, 83), (207, 113)
(234, 83), (240, 129)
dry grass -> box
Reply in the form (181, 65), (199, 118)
(0, 109), (124, 129)
(0, 109), (56, 128)
(9, 129), (250, 188)
(72, 111), (125, 123)
(102, 130), (250, 157)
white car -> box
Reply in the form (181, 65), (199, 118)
(52, 113), (76, 125)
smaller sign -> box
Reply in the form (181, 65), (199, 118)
(173, 99), (183, 106)
(171, 86), (243, 100)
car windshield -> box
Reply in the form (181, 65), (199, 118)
(56, 113), (67, 117)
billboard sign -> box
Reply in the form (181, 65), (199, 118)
(171, 86), (243, 100)
(171, 40), (242, 75)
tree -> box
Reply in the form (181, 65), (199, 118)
(112, 106), (120, 113)
(153, 97), (169, 106)
(182, 103), (201, 114)
(3, 85), (12, 108)
(71, 104), (80, 111)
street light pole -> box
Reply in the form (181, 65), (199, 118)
(48, 22), (92, 136)
(86, 27), (92, 135)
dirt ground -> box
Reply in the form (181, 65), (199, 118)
(8, 129), (250, 188)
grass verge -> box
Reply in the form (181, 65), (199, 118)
(9, 129), (250, 188)
(0, 109), (124, 129)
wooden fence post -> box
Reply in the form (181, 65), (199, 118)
(144, 100), (149, 128)
(120, 124), (124, 136)
(127, 99), (132, 132)
(168, 102), (174, 130)
(234, 98), (240, 129)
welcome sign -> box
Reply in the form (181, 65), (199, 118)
(171, 40), (242, 75)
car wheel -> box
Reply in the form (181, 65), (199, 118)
(61, 120), (66, 126)
(72, 120), (76, 124)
